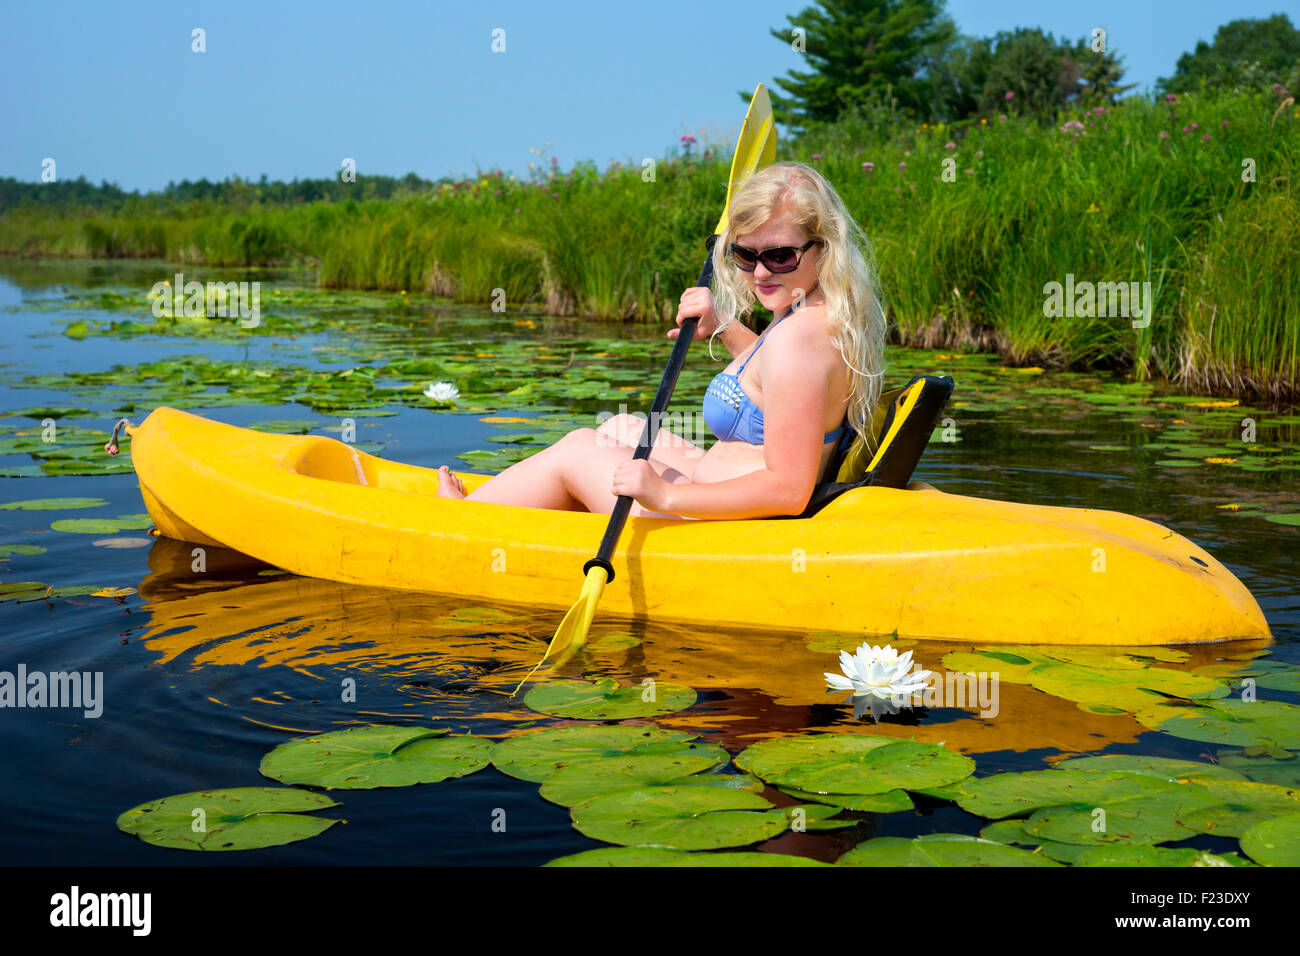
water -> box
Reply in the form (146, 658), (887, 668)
(1, 261), (1296, 866)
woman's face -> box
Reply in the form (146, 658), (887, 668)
(733, 204), (820, 316)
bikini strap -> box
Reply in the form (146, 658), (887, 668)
(736, 309), (793, 376)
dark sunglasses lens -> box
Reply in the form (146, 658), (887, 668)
(730, 245), (758, 270)
(763, 247), (800, 272)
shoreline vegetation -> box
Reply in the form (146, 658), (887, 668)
(1, 89), (1296, 403)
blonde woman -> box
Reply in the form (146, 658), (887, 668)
(436, 161), (888, 518)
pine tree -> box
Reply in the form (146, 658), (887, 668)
(756, 0), (957, 127)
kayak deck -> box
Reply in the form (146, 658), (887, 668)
(128, 407), (1272, 646)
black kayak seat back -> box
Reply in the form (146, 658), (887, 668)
(791, 374), (955, 519)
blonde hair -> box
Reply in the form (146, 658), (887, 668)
(709, 162), (887, 454)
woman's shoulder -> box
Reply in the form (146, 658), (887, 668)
(770, 301), (838, 352)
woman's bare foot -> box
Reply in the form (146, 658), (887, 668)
(907, 480), (937, 492)
(436, 465), (467, 500)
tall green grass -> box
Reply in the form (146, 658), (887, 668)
(1, 89), (1295, 400)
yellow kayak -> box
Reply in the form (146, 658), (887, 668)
(125, 406), (1271, 646)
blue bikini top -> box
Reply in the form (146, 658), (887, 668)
(701, 310), (847, 446)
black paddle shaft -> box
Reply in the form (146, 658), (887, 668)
(583, 240), (718, 581)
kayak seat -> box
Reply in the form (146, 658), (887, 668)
(279, 437), (377, 487)
(785, 374), (954, 519)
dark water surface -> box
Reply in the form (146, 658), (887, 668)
(1, 261), (1296, 866)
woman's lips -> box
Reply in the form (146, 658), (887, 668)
(757, 283), (781, 293)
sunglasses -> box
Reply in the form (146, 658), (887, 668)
(729, 239), (819, 274)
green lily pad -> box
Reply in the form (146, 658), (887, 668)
(247, 419), (321, 434)
(1053, 754), (1245, 783)
(0, 544), (47, 557)
(1135, 699), (1300, 749)
(1215, 748), (1300, 786)
(490, 725), (698, 782)
(1021, 777), (1223, 846)
(1178, 779), (1300, 837)
(0, 581), (49, 601)
(1239, 813), (1300, 865)
(50, 515), (153, 534)
(537, 745), (733, 807)
(735, 735), (974, 795)
(569, 786), (787, 850)
(1073, 846), (1248, 867)
(0, 497), (107, 511)
(1255, 670), (1300, 694)
(259, 725), (492, 789)
(777, 786), (914, 813)
(837, 833), (1062, 867)
(954, 769), (1209, 820)
(116, 787), (340, 851)
(523, 677), (696, 719)
(545, 847), (830, 867)
(1263, 513), (1300, 527)
(976, 820), (1092, 863)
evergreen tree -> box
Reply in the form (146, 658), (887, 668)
(1078, 44), (1138, 105)
(757, 0), (957, 127)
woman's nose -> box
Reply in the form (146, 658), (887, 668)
(753, 261), (772, 279)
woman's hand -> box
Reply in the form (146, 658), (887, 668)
(670, 287), (722, 340)
(611, 458), (671, 512)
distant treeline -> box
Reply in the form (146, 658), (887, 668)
(0, 172), (439, 213)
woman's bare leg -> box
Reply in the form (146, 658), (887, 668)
(437, 422), (695, 516)
(437, 414), (703, 511)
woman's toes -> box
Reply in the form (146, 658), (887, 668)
(436, 465), (468, 500)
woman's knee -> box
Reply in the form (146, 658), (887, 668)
(595, 413), (644, 447)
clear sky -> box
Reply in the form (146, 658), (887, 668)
(2, 0), (1293, 191)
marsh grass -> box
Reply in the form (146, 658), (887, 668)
(2, 89), (1295, 399)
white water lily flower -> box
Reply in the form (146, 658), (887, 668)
(825, 643), (933, 722)
(423, 381), (459, 401)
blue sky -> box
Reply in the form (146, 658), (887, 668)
(1, 0), (1292, 191)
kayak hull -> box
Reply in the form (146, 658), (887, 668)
(128, 407), (1272, 646)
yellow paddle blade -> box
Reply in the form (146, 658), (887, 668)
(714, 82), (778, 238)
(510, 566), (608, 697)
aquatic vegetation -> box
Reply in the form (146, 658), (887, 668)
(490, 725), (703, 782)
(258, 725), (493, 789)
(115, 788), (341, 851)
(837, 833), (1062, 866)
(568, 786), (793, 851)
(735, 734), (975, 796)
(522, 677), (697, 719)
(545, 847), (831, 866)
(50, 514), (152, 534)
(0, 497), (107, 510)
(824, 642), (933, 721)
(1239, 813), (1300, 865)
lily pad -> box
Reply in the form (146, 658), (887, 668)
(1053, 754), (1245, 783)
(545, 847), (829, 867)
(50, 515), (153, 535)
(954, 769), (1211, 821)
(1215, 748), (1300, 787)
(1239, 813), (1300, 865)
(536, 745), (733, 807)
(777, 786), (914, 813)
(1073, 846), (1248, 867)
(569, 786), (787, 850)
(735, 735), (974, 795)
(1021, 777), (1223, 846)
(1135, 699), (1300, 749)
(523, 677), (696, 719)
(490, 725), (697, 782)
(0, 544), (46, 557)
(837, 833), (1061, 867)
(0, 497), (107, 511)
(432, 605), (516, 628)
(1178, 779), (1300, 837)
(116, 787), (340, 851)
(976, 820), (1092, 863)
(259, 725), (492, 789)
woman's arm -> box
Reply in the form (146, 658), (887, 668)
(633, 318), (839, 519)
(672, 287), (757, 360)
